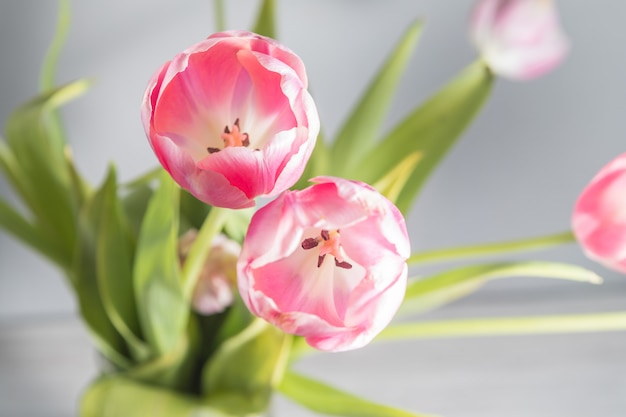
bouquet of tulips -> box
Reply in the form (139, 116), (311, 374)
(2, 0), (624, 416)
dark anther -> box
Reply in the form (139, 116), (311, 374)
(242, 133), (250, 147)
(234, 118), (241, 127)
(334, 259), (353, 269)
(301, 237), (319, 250)
(223, 125), (231, 134)
(207, 147), (221, 154)
(320, 230), (330, 241)
(317, 254), (326, 268)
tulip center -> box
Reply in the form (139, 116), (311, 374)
(301, 229), (352, 269)
(207, 118), (250, 154)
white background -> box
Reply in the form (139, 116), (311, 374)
(1, 1), (625, 416)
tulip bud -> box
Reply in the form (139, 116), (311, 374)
(572, 153), (626, 274)
(179, 230), (241, 315)
(470, 0), (569, 80)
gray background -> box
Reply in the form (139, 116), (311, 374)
(1, 1), (625, 416)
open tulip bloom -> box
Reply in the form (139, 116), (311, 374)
(142, 31), (319, 209)
(238, 177), (410, 352)
(1, 1), (624, 417)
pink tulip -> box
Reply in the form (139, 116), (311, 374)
(237, 176), (410, 352)
(142, 31), (319, 209)
(572, 153), (626, 274)
(470, 0), (569, 80)
(179, 230), (241, 315)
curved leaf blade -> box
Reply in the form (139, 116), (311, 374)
(401, 261), (602, 316)
(133, 172), (187, 355)
(278, 371), (437, 417)
(331, 20), (423, 176)
(252, 0), (276, 39)
(97, 167), (150, 361)
(355, 61), (493, 214)
(379, 312), (626, 342)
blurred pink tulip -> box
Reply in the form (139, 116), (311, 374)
(470, 0), (569, 80)
(237, 176), (410, 352)
(572, 153), (626, 274)
(142, 31), (319, 209)
(179, 230), (241, 315)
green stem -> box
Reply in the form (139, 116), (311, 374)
(408, 230), (576, 266)
(377, 311), (626, 342)
(181, 206), (229, 299)
(213, 0), (225, 32)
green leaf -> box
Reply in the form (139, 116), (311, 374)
(181, 206), (229, 300)
(203, 319), (291, 412)
(372, 151), (422, 203)
(378, 312), (626, 342)
(0, 197), (67, 267)
(96, 166), (150, 362)
(355, 61), (493, 214)
(408, 231), (576, 266)
(278, 371), (437, 417)
(252, 0), (276, 38)
(3, 80), (91, 267)
(331, 20), (423, 176)
(80, 375), (244, 417)
(40, 0), (71, 92)
(133, 171), (187, 356)
(213, 0), (225, 32)
(72, 168), (132, 370)
(400, 261), (602, 316)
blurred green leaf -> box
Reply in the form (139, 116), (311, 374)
(180, 189), (210, 231)
(278, 371), (437, 417)
(133, 172), (187, 356)
(372, 151), (422, 203)
(379, 312), (626, 342)
(2, 80), (90, 268)
(0, 197), (67, 267)
(121, 183), (154, 239)
(81, 375), (244, 417)
(203, 319), (290, 412)
(73, 168), (132, 370)
(252, 0), (276, 38)
(408, 231), (576, 266)
(331, 20), (423, 176)
(355, 61), (493, 214)
(40, 0), (71, 92)
(401, 261), (602, 316)
(181, 207), (229, 300)
(213, 0), (225, 32)
(97, 167), (150, 362)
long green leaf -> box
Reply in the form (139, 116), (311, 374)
(3, 80), (90, 266)
(0, 197), (66, 267)
(133, 172), (187, 355)
(408, 231), (576, 265)
(331, 20), (423, 176)
(72, 168), (132, 370)
(355, 61), (493, 214)
(378, 312), (626, 342)
(294, 130), (329, 190)
(401, 261), (601, 316)
(97, 167), (150, 362)
(278, 371), (437, 417)
(252, 0), (276, 38)
(40, 0), (71, 92)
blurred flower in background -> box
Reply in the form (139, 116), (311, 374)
(470, 0), (569, 80)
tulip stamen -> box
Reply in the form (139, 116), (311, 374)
(301, 229), (352, 269)
(207, 118), (250, 154)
